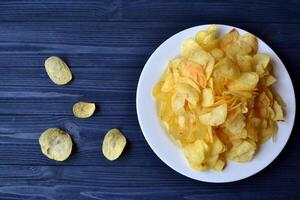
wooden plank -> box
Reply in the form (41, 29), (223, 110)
(0, 0), (299, 23)
(0, 114), (299, 167)
(0, 165), (299, 200)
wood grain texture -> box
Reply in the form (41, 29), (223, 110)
(0, 0), (299, 199)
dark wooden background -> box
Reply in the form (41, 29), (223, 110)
(0, 0), (299, 199)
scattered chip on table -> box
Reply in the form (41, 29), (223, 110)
(39, 128), (73, 161)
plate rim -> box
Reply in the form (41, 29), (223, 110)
(136, 24), (296, 183)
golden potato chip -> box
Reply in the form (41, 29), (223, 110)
(210, 48), (224, 61)
(102, 128), (127, 161)
(183, 140), (208, 170)
(228, 72), (259, 91)
(182, 62), (207, 88)
(39, 128), (73, 161)
(259, 119), (277, 144)
(272, 100), (284, 121)
(214, 58), (240, 80)
(262, 75), (277, 87)
(227, 139), (256, 162)
(45, 56), (72, 85)
(174, 83), (199, 106)
(161, 73), (174, 92)
(73, 102), (96, 118)
(236, 54), (253, 72)
(253, 53), (270, 77)
(195, 25), (218, 51)
(224, 112), (246, 135)
(188, 50), (215, 80)
(202, 88), (214, 107)
(181, 38), (202, 57)
(238, 33), (258, 54)
(220, 28), (239, 50)
(199, 104), (227, 126)
(152, 25), (284, 171)
(213, 159), (226, 171)
(176, 77), (200, 92)
(246, 117), (261, 142)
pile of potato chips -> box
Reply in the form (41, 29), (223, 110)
(153, 25), (284, 171)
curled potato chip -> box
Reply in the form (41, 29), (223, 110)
(238, 33), (258, 54)
(210, 48), (224, 61)
(272, 100), (284, 121)
(214, 58), (240, 80)
(73, 102), (96, 118)
(199, 104), (227, 126)
(236, 54), (253, 72)
(182, 62), (207, 88)
(102, 129), (127, 161)
(202, 88), (214, 107)
(188, 50), (215, 80)
(181, 38), (202, 57)
(195, 25), (218, 51)
(220, 28), (239, 50)
(259, 119), (278, 143)
(45, 56), (72, 85)
(39, 128), (73, 161)
(227, 139), (256, 162)
(228, 72), (259, 91)
(183, 140), (208, 170)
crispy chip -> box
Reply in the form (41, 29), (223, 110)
(181, 38), (202, 57)
(188, 50), (215, 80)
(214, 58), (240, 80)
(102, 129), (127, 161)
(228, 72), (259, 91)
(73, 102), (96, 118)
(202, 88), (214, 107)
(45, 56), (72, 85)
(195, 25), (218, 51)
(39, 128), (73, 161)
(227, 139), (256, 162)
(199, 104), (227, 126)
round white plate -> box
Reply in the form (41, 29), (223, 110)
(136, 24), (296, 183)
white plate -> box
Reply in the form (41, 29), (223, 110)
(136, 24), (296, 183)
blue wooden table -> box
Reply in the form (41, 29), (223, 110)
(0, 1), (299, 199)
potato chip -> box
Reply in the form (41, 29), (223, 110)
(228, 72), (259, 91)
(272, 100), (284, 121)
(152, 25), (284, 171)
(238, 33), (258, 54)
(45, 56), (72, 85)
(181, 38), (202, 57)
(182, 62), (207, 88)
(259, 119), (278, 143)
(214, 58), (240, 80)
(73, 102), (96, 118)
(236, 54), (253, 72)
(39, 128), (73, 161)
(161, 73), (174, 92)
(199, 104), (227, 126)
(202, 88), (214, 107)
(220, 28), (239, 50)
(102, 128), (127, 161)
(253, 53), (270, 77)
(213, 159), (226, 171)
(175, 83), (199, 106)
(227, 139), (256, 162)
(210, 48), (224, 61)
(188, 50), (215, 80)
(195, 25), (218, 51)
